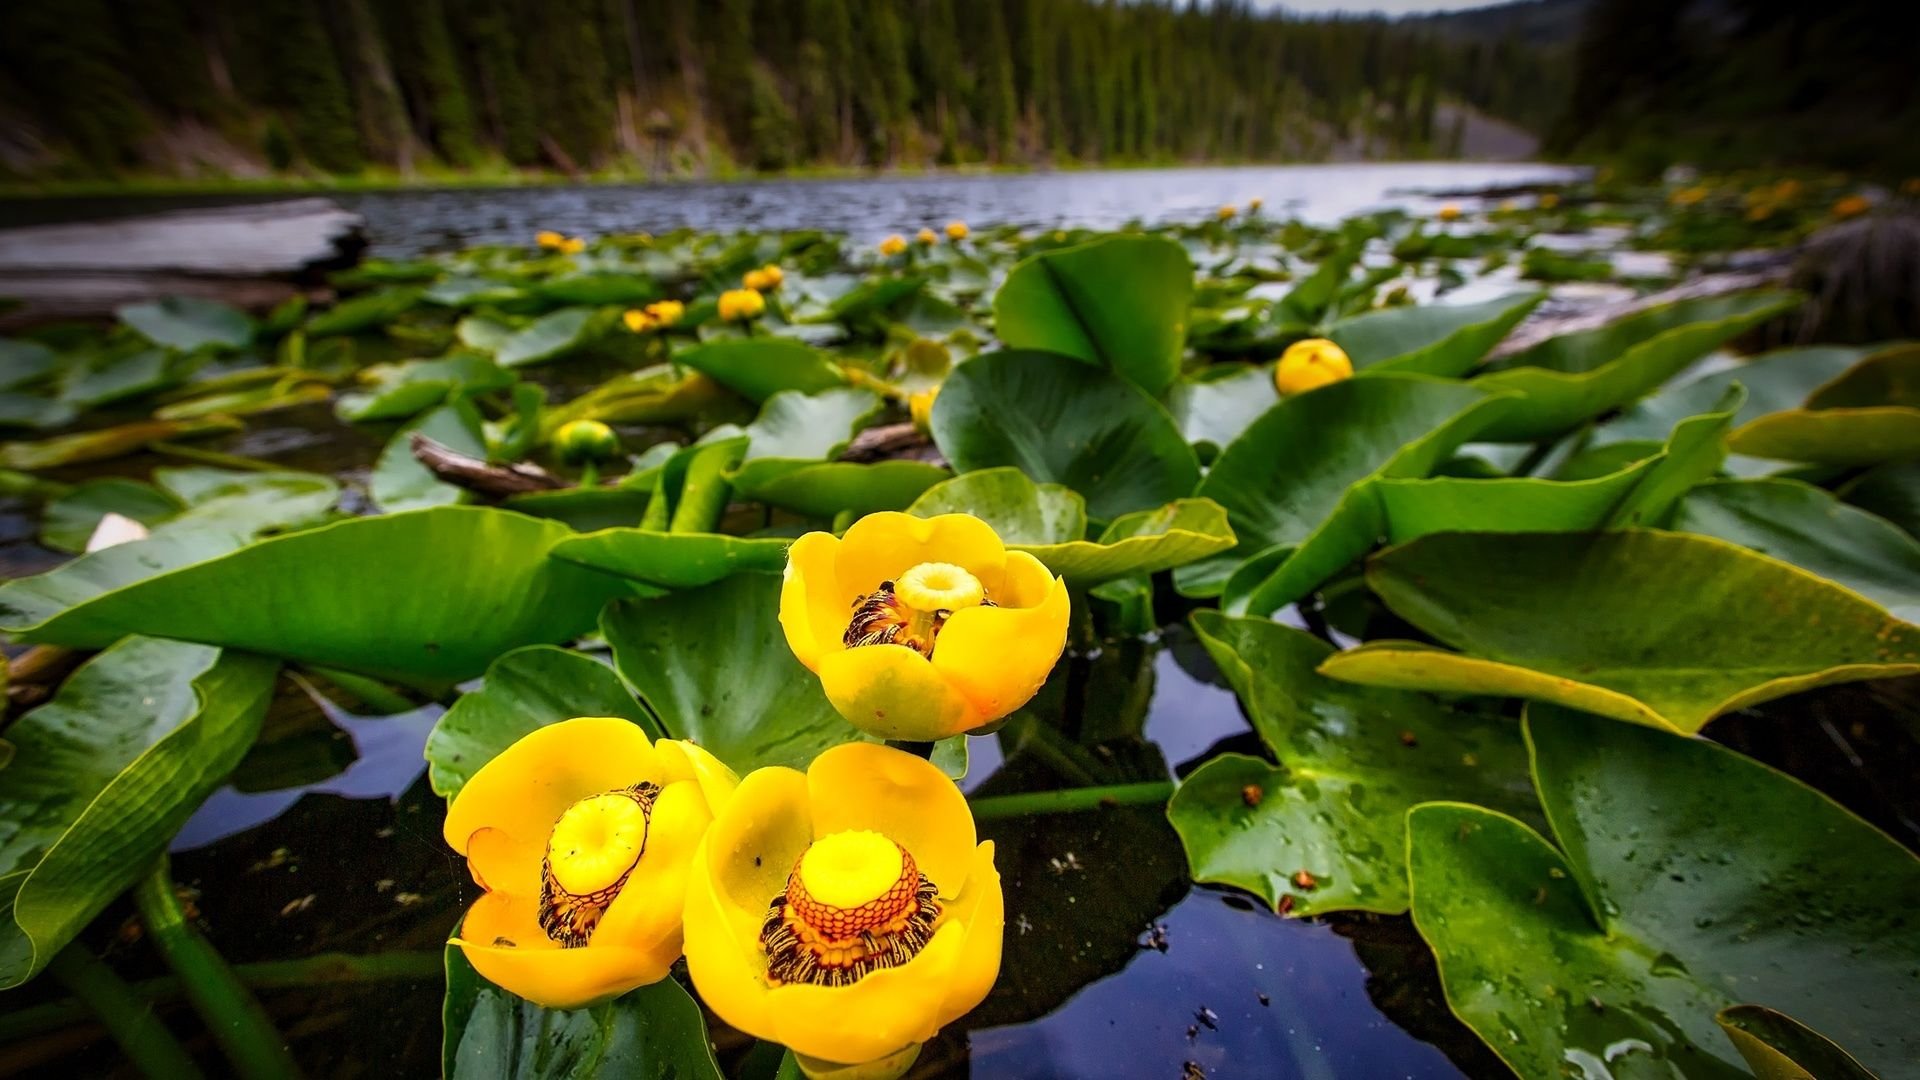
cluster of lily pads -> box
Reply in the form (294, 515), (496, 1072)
(0, 183), (1917, 1079)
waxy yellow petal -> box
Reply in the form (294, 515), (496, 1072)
(782, 530), (852, 668)
(931, 557), (1068, 722)
(817, 644), (982, 741)
(832, 512), (1007, 597)
(805, 742), (975, 897)
(452, 891), (675, 1009)
(443, 717), (658, 862)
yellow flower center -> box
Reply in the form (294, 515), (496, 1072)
(760, 831), (940, 987)
(843, 563), (993, 659)
(538, 783), (658, 947)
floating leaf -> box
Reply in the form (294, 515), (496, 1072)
(336, 354), (515, 423)
(906, 466), (1088, 545)
(425, 646), (661, 801)
(1328, 291), (1543, 377)
(1472, 291), (1797, 441)
(1804, 344), (1920, 410)
(496, 307), (602, 368)
(442, 947), (721, 1080)
(738, 386), (881, 463)
(1323, 530), (1920, 733)
(1168, 612), (1533, 916)
(0, 418), (235, 470)
(992, 234), (1193, 395)
(1162, 363), (1278, 458)
(730, 460), (950, 519)
(535, 272), (658, 306)
(1020, 499), (1236, 586)
(0, 638), (277, 988)
(60, 347), (185, 407)
(930, 350), (1199, 522)
(541, 365), (739, 431)
(116, 297), (254, 352)
(1406, 708), (1920, 1080)
(1843, 459), (1920, 538)
(0, 506), (633, 687)
(306, 287), (423, 337)
(371, 401), (487, 512)
(550, 529), (790, 588)
(0, 339), (58, 390)
(673, 339), (846, 401)
(1728, 407), (1920, 466)
(1600, 345), (1866, 444)
(1186, 373), (1512, 613)
(1673, 478), (1920, 621)
(1717, 1006), (1880, 1080)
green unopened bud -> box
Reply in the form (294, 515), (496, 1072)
(555, 419), (621, 465)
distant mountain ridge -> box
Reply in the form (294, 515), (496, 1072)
(1404, 0), (1592, 46)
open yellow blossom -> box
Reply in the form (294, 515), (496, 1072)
(880, 234), (909, 257)
(536, 230), (566, 249)
(944, 220), (969, 241)
(780, 512), (1069, 740)
(646, 299), (685, 327)
(443, 717), (737, 1009)
(907, 387), (939, 434)
(1832, 194), (1871, 219)
(623, 309), (656, 333)
(1274, 338), (1353, 396)
(1436, 204), (1461, 222)
(745, 264), (785, 291)
(560, 236), (587, 255)
(684, 743), (1002, 1080)
(915, 228), (938, 246)
(719, 288), (767, 322)
(1217, 205), (1236, 220)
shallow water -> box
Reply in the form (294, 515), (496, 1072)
(0, 162), (1582, 258)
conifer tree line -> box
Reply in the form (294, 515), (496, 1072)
(0, 0), (1558, 179)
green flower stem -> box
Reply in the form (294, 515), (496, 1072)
(131, 858), (303, 1080)
(0, 950), (444, 1045)
(302, 666), (417, 715)
(578, 461), (601, 489)
(45, 943), (205, 1079)
(968, 780), (1176, 821)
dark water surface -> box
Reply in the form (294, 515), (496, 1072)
(0, 162), (1581, 258)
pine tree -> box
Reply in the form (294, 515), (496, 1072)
(1, 0), (149, 171)
(263, 0), (364, 173)
(459, 0), (541, 166)
(405, 0), (482, 166)
(528, 0), (615, 169)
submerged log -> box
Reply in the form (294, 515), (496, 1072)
(0, 197), (365, 328)
(409, 434), (567, 498)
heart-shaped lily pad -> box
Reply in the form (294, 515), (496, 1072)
(1329, 290), (1543, 377)
(992, 234), (1193, 395)
(1407, 707), (1920, 1080)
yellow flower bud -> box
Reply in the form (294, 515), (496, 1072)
(743, 268), (772, 291)
(1436, 205), (1461, 222)
(718, 288), (767, 322)
(880, 234), (909, 257)
(758, 263), (784, 288)
(907, 386), (939, 433)
(684, 743), (1001, 1078)
(1247, 198), (1263, 213)
(560, 237), (587, 255)
(1217, 205), (1237, 220)
(1274, 338), (1353, 397)
(443, 718), (738, 1009)
(643, 299), (685, 327)
(915, 228), (937, 246)
(554, 419), (621, 464)
(944, 220), (969, 241)
(779, 512), (1069, 740)
(536, 230), (565, 249)
(622, 309), (655, 334)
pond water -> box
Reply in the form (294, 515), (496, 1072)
(0, 162), (1582, 258)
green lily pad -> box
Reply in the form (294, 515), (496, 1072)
(1329, 291), (1543, 377)
(306, 287), (423, 337)
(1168, 612), (1534, 916)
(60, 347), (186, 407)
(1020, 498), (1237, 586)
(1717, 1006), (1880, 1080)
(425, 646), (662, 801)
(336, 354), (515, 422)
(1600, 345), (1866, 445)
(541, 364), (742, 431)
(442, 947), (721, 1080)
(1672, 478), (1920, 621)
(1804, 344), (1920, 409)
(0, 339), (59, 390)
(1185, 373), (1513, 613)
(731, 460), (951, 519)
(550, 529), (790, 588)
(601, 572), (885, 773)
(0, 637), (278, 988)
(117, 297), (254, 352)
(1406, 708), (1920, 1080)
(992, 234), (1193, 395)
(371, 401), (487, 512)
(673, 338), (846, 401)
(496, 307), (602, 368)
(1472, 291), (1798, 442)
(1162, 363), (1278, 458)
(1728, 407), (1920, 466)
(0, 506), (634, 687)
(738, 386), (881, 462)
(535, 272), (659, 306)
(907, 466), (1088, 545)
(930, 350), (1200, 522)
(1843, 459), (1920, 538)
(1322, 530), (1920, 733)
(0, 393), (77, 432)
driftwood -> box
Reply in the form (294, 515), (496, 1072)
(0, 197), (365, 328)
(837, 421), (944, 465)
(409, 434), (567, 498)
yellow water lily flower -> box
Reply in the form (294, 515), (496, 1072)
(1247, 197), (1263, 213)
(780, 512), (1069, 740)
(744, 264), (785, 292)
(1832, 194), (1871, 219)
(684, 742), (1002, 1080)
(560, 237), (587, 255)
(1216, 204), (1236, 220)
(443, 717), (738, 1009)
(554, 418), (620, 464)
(536, 230), (566, 249)
(623, 309), (656, 333)
(907, 387), (939, 434)
(915, 228), (938, 246)
(944, 220), (969, 241)
(645, 299), (685, 327)
(719, 288), (767, 322)
(1436, 204), (1461, 222)
(880, 234), (909, 257)
(1274, 337), (1353, 396)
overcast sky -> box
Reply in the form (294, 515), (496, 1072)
(1253, 0), (1497, 13)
